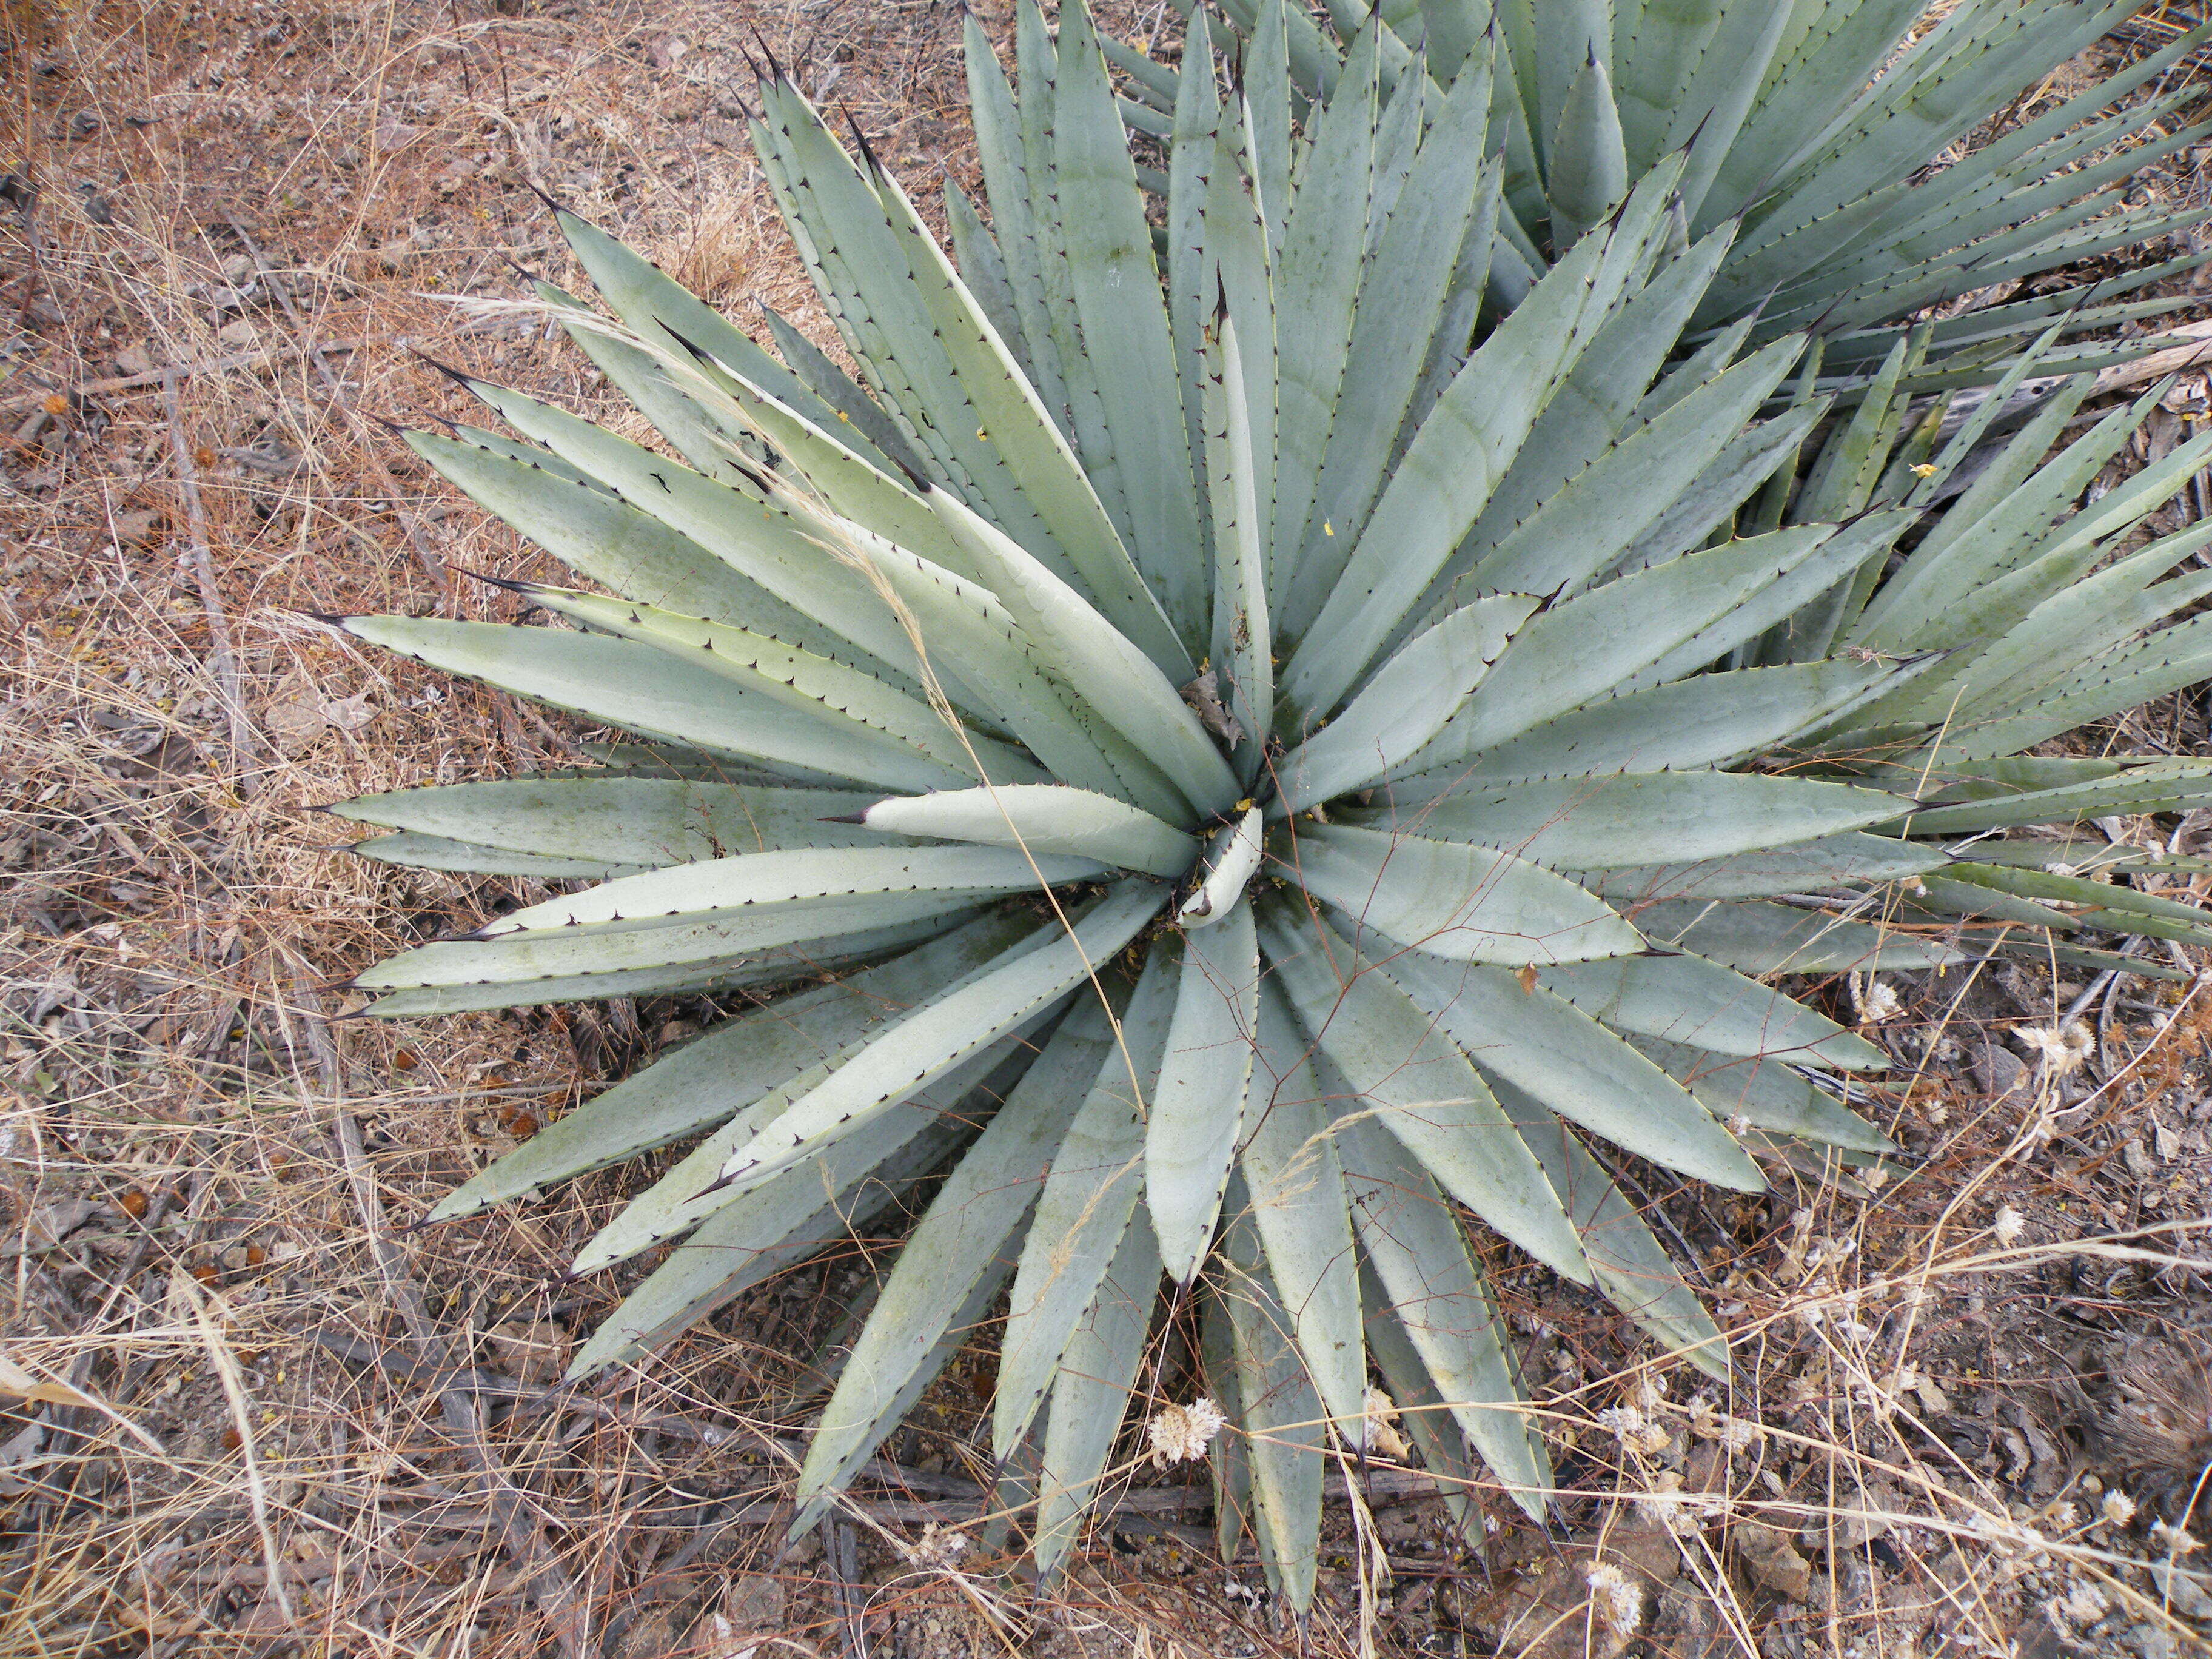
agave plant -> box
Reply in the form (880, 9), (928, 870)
(1122, 0), (2212, 394)
(324, 0), (2212, 1607)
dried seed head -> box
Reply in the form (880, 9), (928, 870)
(1147, 1396), (1227, 1467)
(1584, 1561), (1644, 1634)
(1359, 1387), (1409, 1461)
(2014, 1021), (2094, 1076)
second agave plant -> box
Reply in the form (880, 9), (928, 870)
(324, 0), (2212, 1606)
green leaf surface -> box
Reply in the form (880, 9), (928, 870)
(1258, 901), (1591, 1278)
(1487, 1074), (1728, 1376)
(429, 910), (1040, 1222)
(1546, 49), (1627, 248)
(478, 844), (1098, 940)
(1393, 658), (1910, 788)
(1336, 1111), (1549, 1513)
(1588, 833), (1948, 903)
(1034, 1200), (1163, 1577)
(566, 1111), (969, 1380)
(717, 881), (1164, 1189)
(1281, 215), (1620, 716)
(1054, 2), (1208, 649)
(1631, 1037), (1898, 1155)
(1366, 771), (1909, 871)
(1216, 1204), (1324, 1610)
(332, 776), (897, 866)
(1535, 950), (1885, 1070)
(1149, 901), (1262, 1284)
(856, 785), (1196, 878)
(1374, 945), (1766, 1191)
(337, 617), (957, 793)
(1626, 899), (1966, 973)
(1289, 822), (1643, 966)
(995, 947), (1176, 1458)
(1239, 982), (1364, 1428)
(1274, 595), (1539, 814)
(517, 585), (1044, 788)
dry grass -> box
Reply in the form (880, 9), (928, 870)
(5, 2), (2212, 1655)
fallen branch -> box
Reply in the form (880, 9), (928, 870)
(227, 218), (451, 597)
(0, 339), (358, 412)
(164, 371), (260, 777)
(308, 1329), (1452, 1521)
(290, 968), (586, 1659)
(2093, 319), (2212, 399)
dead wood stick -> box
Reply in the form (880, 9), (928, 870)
(0, 339), (358, 412)
(293, 969), (586, 1659)
(307, 1329), (1452, 1522)
(164, 372), (260, 777)
(226, 218), (451, 598)
(823, 1516), (871, 1659)
(332, 1116), (587, 1657)
(308, 1328), (729, 1446)
(2093, 319), (2212, 400)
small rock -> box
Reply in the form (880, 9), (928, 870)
(1648, 1580), (1728, 1658)
(486, 1318), (569, 1384)
(322, 687), (374, 734)
(2150, 1561), (2212, 1621)
(720, 1571), (786, 1635)
(113, 343), (155, 377)
(2017, 1615), (2096, 1659)
(608, 1602), (685, 1659)
(359, 239), (418, 275)
(1976, 1039), (2026, 1101)
(66, 109), (99, 139)
(1840, 1478), (1900, 1546)
(261, 674), (328, 756)
(2125, 1623), (2174, 1659)
(26, 1199), (101, 1248)
(110, 509), (163, 548)
(216, 317), (260, 348)
(220, 252), (255, 284)
(1734, 1523), (1814, 1602)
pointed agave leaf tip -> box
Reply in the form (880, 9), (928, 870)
(818, 811), (870, 825)
(750, 27), (785, 84)
(521, 176), (575, 221)
(693, 1167), (742, 1203)
(889, 445), (934, 494)
(845, 113), (886, 178)
(657, 319), (717, 366)
(369, 413), (412, 438)
(411, 349), (490, 393)
(444, 564), (541, 596)
(288, 609), (355, 629)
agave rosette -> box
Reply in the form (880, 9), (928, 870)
(325, 1), (2212, 1603)
(1127, 0), (2212, 395)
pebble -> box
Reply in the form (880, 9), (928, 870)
(1735, 1523), (1814, 1601)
